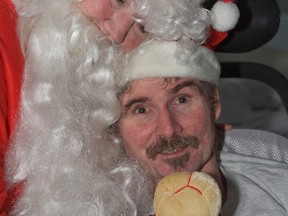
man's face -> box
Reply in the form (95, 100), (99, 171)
(118, 78), (221, 184)
(78, 0), (147, 51)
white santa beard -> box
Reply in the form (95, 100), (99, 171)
(6, 1), (152, 215)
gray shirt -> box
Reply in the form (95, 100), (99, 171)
(220, 151), (288, 216)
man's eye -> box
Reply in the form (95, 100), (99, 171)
(177, 96), (188, 104)
(111, 0), (126, 8)
(116, 0), (125, 4)
(135, 107), (147, 114)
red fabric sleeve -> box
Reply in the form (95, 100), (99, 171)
(0, 0), (24, 150)
(0, 0), (24, 214)
(0, 158), (8, 216)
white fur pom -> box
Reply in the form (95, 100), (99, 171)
(211, 1), (240, 32)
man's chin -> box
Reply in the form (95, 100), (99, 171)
(152, 167), (190, 186)
(153, 158), (199, 182)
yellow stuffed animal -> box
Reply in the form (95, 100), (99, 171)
(154, 172), (222, 216)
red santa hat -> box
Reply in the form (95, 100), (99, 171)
(118, 40), (221, 86)
(211, 0), (240, 32)
(206, 0), (240, 49)
(117, 0), (240, 87)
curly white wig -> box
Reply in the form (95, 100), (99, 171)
(5, 0), (214, 215)
(132, 0), (211, 43)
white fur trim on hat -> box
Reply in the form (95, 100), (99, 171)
(120, 41), (220, 86)
(211, 1), (240, 32)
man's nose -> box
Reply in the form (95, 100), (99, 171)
(155, 109), (183, 138)
(106, 9), (134, 44)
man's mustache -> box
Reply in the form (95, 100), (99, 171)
(146, 135), (199, 160)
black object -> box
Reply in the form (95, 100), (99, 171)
(217, 0), (287, 112)
(215, 0), (281, 53)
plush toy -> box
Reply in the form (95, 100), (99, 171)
(154, 172), (222, 216)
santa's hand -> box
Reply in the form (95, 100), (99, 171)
(154, 172), (221, 216)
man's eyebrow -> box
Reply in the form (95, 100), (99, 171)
(123, 97), (148, 112)
(171, 80), (197, 94)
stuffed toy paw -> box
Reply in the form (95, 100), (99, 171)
(154, 172), (221, 216)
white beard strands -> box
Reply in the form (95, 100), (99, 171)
(6, 1), (152, 215)
(132, 0), (212, 44)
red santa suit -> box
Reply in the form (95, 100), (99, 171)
(0, 0), (24, 214)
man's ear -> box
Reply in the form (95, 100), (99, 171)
(212, 87), (221, 121)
